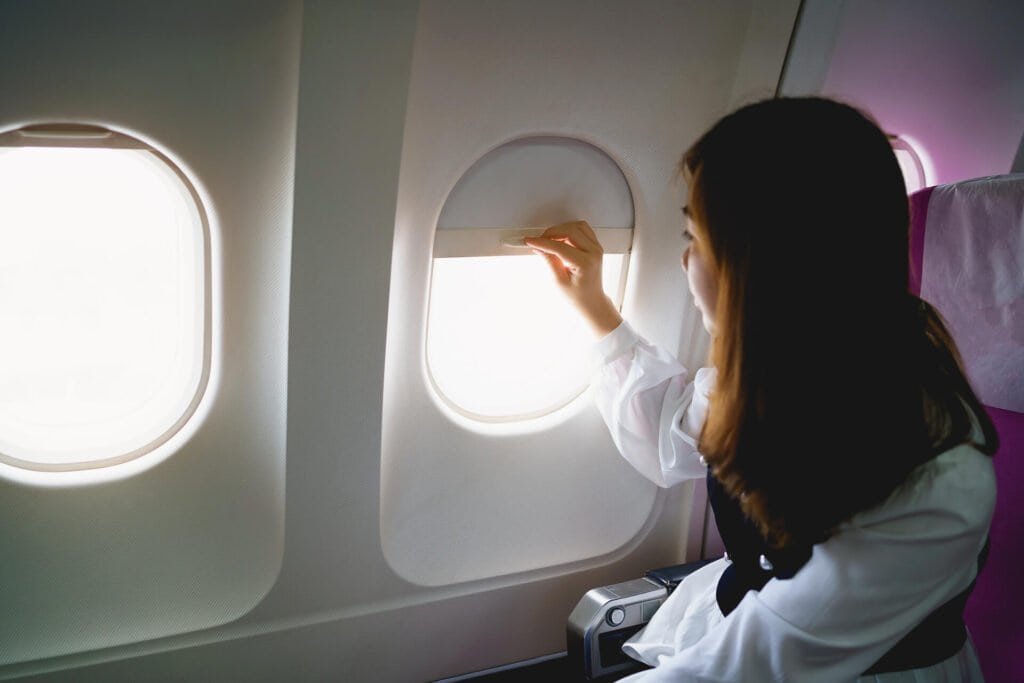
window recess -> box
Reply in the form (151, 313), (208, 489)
(0, 124), (210, 472)
(425, 136), (634, 424)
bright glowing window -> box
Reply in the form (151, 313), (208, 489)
(890, 135), (928, 194)
(428, 235), (628, 421)
(0, 125), (209, 471)
(426, 136), (634, 423)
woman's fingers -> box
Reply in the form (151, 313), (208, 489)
(536, 220), (602, 254)
(537, 252), (570, 285)
(570, 220), (602, 251)
(524, 236), (585, 268)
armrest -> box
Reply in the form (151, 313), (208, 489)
(644, 558), (716, 593)
(567, 559), (717, 680)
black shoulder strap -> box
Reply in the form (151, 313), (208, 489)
(862, 536), (989, 675)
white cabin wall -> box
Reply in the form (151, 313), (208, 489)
(0, 1), (829, 681)
(0, 0), (300, 671)
(783, 0), (1024, 185)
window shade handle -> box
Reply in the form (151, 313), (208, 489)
(434, 227), (633, 258)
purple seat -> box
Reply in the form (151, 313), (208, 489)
(909, 178), (1024, 683)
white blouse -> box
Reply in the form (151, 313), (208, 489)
(591, 321), (996, 683)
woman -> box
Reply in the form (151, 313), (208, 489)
(525, 97), (998, 682)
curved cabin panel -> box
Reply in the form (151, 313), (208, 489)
(0, 0), (297, 665)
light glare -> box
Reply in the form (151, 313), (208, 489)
(891, 135), (932, 194)
(0, 146), (205, 467)
(427, 254), (624, 420)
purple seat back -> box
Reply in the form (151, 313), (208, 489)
(910, 181), (1024, 683)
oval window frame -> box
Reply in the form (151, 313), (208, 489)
(424, 135), (635, 425)
(0, 123), (213, 473)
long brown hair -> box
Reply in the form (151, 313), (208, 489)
(682, 97), (998, 549)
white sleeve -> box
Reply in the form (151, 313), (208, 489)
(617, 445), (996, 683)
(591, 320), (714, 488)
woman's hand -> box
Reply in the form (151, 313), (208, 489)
(524, 220), (623, 338)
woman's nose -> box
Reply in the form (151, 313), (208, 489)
(681, 245), (690, 271)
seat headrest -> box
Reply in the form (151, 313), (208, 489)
(913, 174), (1024, 414)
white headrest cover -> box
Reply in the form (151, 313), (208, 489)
(920, 173), (1024, 412)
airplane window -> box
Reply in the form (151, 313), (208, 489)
(427, 249), (627, 421)
(0, 125), (209, 471)
(890, 135), (929, 194)
(425, 136), (634, 424)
